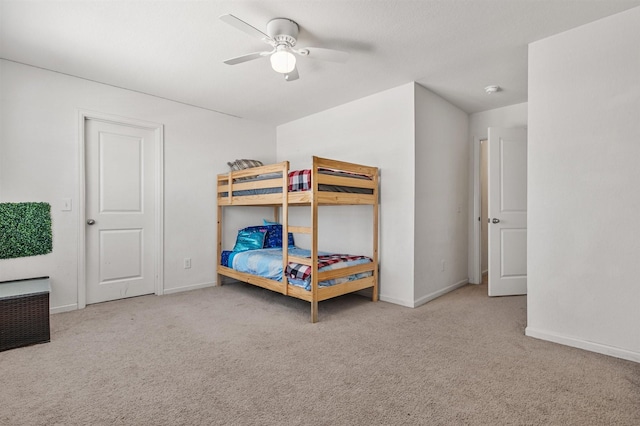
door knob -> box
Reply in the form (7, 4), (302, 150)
(87, 219), (96, 225)
(492, 218), (500, 224)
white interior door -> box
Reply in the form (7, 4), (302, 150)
(85, 119), (157, 304)
(488, 127), (527, 296)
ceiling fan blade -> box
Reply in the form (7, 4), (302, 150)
(302, 47), (349, 63)
(285, 66), (299, 82)
(219, 14), (272, 42)
(223, 51), (269, 65)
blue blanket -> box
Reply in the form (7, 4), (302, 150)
(222, 247), (372, 291)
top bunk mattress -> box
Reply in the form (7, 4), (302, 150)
(221, 168), (374, 197)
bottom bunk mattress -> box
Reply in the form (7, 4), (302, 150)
(221, 247), (372, 291)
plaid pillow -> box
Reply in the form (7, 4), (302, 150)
(227, 159), (264, 172)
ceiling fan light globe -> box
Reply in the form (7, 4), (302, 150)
(270, 50), (296, 74)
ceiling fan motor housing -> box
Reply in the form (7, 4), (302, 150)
(267, 18), (299, 46)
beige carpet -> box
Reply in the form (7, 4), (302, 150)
(1, 281), (638, 425)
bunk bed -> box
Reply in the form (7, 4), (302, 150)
(217, 156), (379, 323)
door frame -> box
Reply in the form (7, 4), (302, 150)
(470, 136), (483, 285)
(77, 110), (164, 309)
(471, 129), (528, 288)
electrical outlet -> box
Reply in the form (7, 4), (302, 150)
(184, 258), (191, 269)
(441, 260), (445, 272)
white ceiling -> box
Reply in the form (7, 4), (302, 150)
(1, 1), (639, 125)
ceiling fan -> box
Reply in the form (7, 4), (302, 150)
(219, 14), (349, 82)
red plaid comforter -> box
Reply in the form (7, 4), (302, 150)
(285, 254), (372, 282)
(288, 168), (372, 192)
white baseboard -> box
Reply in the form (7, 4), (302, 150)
(379, 294), (414, 308)
(525, 327), (640, 363)
(50, 282), (216, 313)
(162, 281), (216, 295)
(51, 304), (78, 314)
(413, 278), (469, 308)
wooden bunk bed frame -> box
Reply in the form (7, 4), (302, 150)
(217, 156), (379, 323)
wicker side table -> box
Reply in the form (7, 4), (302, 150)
(0, 277), (50, 351)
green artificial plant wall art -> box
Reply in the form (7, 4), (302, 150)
(0, 202), (53, 259)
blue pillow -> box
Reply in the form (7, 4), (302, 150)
(242, 225), (295, 248)
(220, 250), (232, 266)
(263, 219), (279, 226)
(232, 229), (267, 252)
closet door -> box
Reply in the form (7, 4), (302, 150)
(85, 119), (158, 304)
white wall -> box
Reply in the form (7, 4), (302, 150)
(277, 82), (471, 307)
(277, 83), (416, 307)
(414, 84), (469, 306)
(469, 103), (528, 141)
(0, 60), (275, 312)
(527, 7), (640, 362)
(467, 103), (528, 283)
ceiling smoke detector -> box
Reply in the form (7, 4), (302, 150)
(484, 85), (501, 94)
